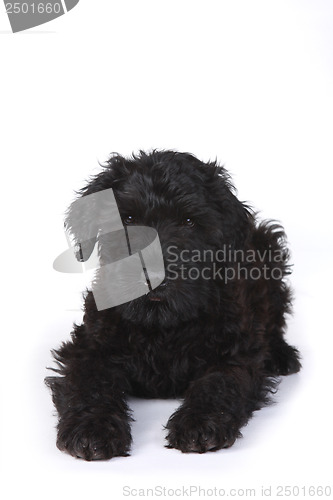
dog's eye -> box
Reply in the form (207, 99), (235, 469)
(123, 215), (136, 225)
(182, 218), (195, 228)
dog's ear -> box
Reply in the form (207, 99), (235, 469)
(64, 161), (121, 262)
(228, 192), (253, 247)
(64, 155), (128, 262)
(65, 191), (99, 263)
(216, 175), (254, 248)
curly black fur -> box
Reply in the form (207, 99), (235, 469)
(46, 150), (301, 460)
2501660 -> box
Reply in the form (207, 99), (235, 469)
(5, 3), (62, 14)
(276, 485), (332, 497)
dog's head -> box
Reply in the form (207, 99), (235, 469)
(66, 150), (254, 327)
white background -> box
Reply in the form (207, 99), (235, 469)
(0, 1), (332, 498)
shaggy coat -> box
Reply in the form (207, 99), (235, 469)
(46, 150), (301, 460)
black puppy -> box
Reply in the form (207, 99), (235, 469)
(46, 150), (301, 460)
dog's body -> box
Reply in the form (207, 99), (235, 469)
(46, 150), (301, 460)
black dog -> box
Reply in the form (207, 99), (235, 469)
(46, 150), (301, 460)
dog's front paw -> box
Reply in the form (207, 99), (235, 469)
(165, 406), (239, 453)
(56, 414), (132, 461)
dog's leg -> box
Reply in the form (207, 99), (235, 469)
(265, 336), (301, 375)
(45, 325), (132, 461)
(165, 368), (273, 453)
